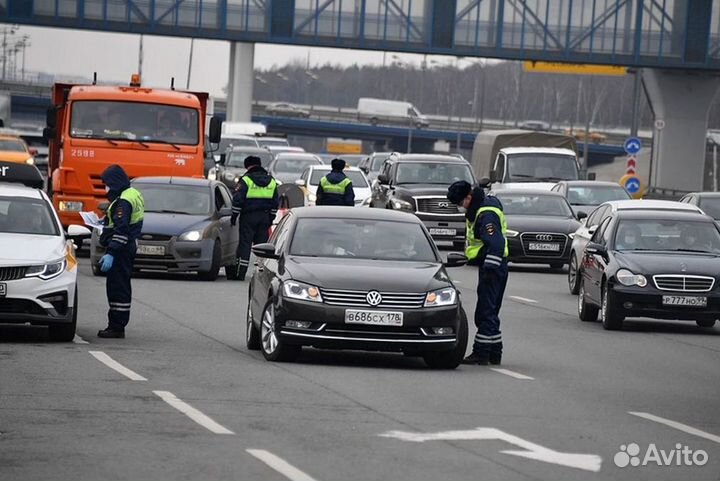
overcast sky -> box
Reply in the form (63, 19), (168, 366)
(17, 26), (460, 98)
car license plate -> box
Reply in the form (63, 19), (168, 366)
(0, 282), (5, 297)
(528, 242), (560, 251)
(137, 245), (165, 256)
(662, 295), (708, 307)
(429, 228), (456, 236)
(345, 310), (404, 326)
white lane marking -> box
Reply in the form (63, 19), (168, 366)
(88, 350), (147, 381)
(509, 295), (538, 304)
(380, 427), (601, 472)
(73, 334), (89, 344)
(629, 412), (720, 444)
(153, 390), (235, 435)
(246, 449), (319, 481)
(490, 368), (535, 380)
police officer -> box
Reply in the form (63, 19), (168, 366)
(447, 180), (508, 365)
(97, 164), (144, 339)
(316, 158), (354, 206)
(231, 155), (279, 280)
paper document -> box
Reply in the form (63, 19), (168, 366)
(79, 211), (104, 233)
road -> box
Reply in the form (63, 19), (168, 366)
(2, 258), (719, 481)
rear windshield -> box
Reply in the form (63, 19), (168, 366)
(567, 185), (631, 205)
(699, 197), (720, 220)
(496, 193), (573, 217)
(273, 157), (322, 173)
(226, 150), (274, 168)
(309, 170), (369, 187)
(0, 196), (59, 236)
(0, 139), (28, 153)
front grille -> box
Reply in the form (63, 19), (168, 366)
(0, 266), (26, 281)
(653, 275), (715, 292)
(0, 298), (44, 315)
(319, 288), (426, 309)
(415, 197), (459, 215)
(519, 232), (568, 257)
(139, 234), (173, 241)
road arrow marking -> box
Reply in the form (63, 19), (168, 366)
(379, 427), (602, 472)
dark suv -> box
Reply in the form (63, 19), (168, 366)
(370, 154), (475, 249)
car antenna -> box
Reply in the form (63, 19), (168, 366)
(92, 72), (97, 85)
(170, 77), (175, 90)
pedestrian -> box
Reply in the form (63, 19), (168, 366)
(447, 180), (508, 365)
(97, 164), (144, 339)
(315, 158), (354, 206)
(231, 155), (279, 281)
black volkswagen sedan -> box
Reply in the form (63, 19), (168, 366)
(246, 207), (468, 368)
(578, 209), (720, 330)
(493, 189), (582, 269)
(211, 146), (274, 190)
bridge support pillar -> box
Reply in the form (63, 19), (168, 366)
(227, 42), (255, 122)
(643, 69), (719, 191)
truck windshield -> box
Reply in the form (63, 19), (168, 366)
(70, 101), (199, 146)
(395, 162), (474, 185)
(507, 154), (578, 182)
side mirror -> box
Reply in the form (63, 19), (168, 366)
(294, 179), (306, 186)
(218, 206), (232, 218)
(98, 201), (110, 213)
(444, 252), (468, 268)
(576, 211), (588, 220)
(252, 242), (279, 259)
(585, 242), (607, 257)
(489, 170), (498, 183)
(377, 174), (389, 185)
(360, 166), (369, 174)
(587, 225), (598, 235)
(478, 176), (491, 188)
(43, 127), (57, 140)
(218, 153), (226, 165)
(67, 224), (91, 237)
(209, 117), (222, 144)
(46, 106), (58, 129)
(587, 172), (597, 181)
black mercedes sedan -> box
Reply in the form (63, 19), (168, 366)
(578, 209), (720, 330)
(246, 207), (469, 368)
(210, 146), (274, 190)
(493, 189), (582, 269)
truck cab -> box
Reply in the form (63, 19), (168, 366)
(491, 147), (580, 190)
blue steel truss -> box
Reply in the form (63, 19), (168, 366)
(2, 0), (720, 70)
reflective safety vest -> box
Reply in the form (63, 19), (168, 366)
(243, 176), (277, 199)
(319, 175), (351, 194)
(465, 206), (509, 261)
(108, 187), (145, 227)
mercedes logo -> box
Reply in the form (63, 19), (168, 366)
(680, 263), (688, 272)
(535, 234), (553, 242)
(366, 290), (383, 306)
(438, 201), (449, 208)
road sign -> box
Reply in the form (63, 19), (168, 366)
(619, 174), (644, 199)
(626, 156), (637, 174)
(624, 137), (642, 155)
(655, 119), (666, 130)
(523, 61), (627, 76)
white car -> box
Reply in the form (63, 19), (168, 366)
(0, 162), (89, 341)
(295, 165), (372, 207)
(567, 199), (705, 295)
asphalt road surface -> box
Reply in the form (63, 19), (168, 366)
(2, 258), (719, 481)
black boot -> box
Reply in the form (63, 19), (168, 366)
(97, 328), (125, 339)
(489, 353), (502, 365)
(461, 352), (489, 365)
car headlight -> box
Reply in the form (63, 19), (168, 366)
(283, 280), (323, 303)
(424, 287), (457, 307)
(25, 157), (34, 165)
(178, 230), (203, 241)
(207, 169), (217, 181)
(390, 198), (414, 211)
(505, 229), (519, 238)
(25, 259), (66, 280)
(224, 171), (235, 181)
(58, 201), (83, 212)
(616, 268), (647, 287)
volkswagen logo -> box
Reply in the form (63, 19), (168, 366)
(366, 290), (383, 306)
(438, 201), (450, 208)
(535, 234), (554, 242)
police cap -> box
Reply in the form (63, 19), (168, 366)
(244, 156), (262, 169)
(331, 158), (346, 171)
(447, 180), (472, 205)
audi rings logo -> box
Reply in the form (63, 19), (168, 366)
(366, 291), (383, 306)
(438, 201), (450, 208)
(535, 234), (554, 242)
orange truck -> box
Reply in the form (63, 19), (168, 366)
(44, 74), (221, 228)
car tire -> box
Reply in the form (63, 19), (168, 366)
(225, 259), (239, 280)
(260, 299), (301, 362)
(578, 279), (598, 322)
(549, 262), (564, 270)
(48, 288), (77, 342)
(568, 253), (580, 295)
(423, 308), (468, 370)
(91, 261), (106, 277)
(198, 240), (221, 281)
(696, 319), (716, 328)
(601, 281), (624, 330)
(246, 289), (261, 350)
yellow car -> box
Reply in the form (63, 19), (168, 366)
(0, 133), (34, 165)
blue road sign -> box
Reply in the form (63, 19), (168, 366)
(624, 137), (642, 155)
(625, 176), (641, 194)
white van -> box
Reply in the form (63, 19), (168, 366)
(357, 98), (429, 128)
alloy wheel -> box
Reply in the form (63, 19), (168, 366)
(261, 304), (278, 354)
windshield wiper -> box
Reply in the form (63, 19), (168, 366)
(145, 209), (194, 215)
(538, 177), (565, 182)
(667, 248), (715, 254)
(144, 139), (181, 151)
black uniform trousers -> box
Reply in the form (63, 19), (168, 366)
(472, 261), (509, 358)
(106, 242), (136, 331)
(235, 210), (272, 279)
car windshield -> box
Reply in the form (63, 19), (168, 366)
(257, 138), (290, 147)
(371, 154), (391, 170)
(0, 139), (28, 153)
(273, 156), (321, 173)
(507, 154), (579, 181)
(217, 137), (258, 153)
(227, 151), (273, 168)
(699, 197), (720, 220)
(71, 101), (199, 145)
(614, 219), (720, 254)
(290, 218), (437, 262)
(496, 193), (573, 217)
(567, 185), (631, 205)
(0, 197), (59, 236)
(395, 162), (474, 185)
(309, 170), (369, 187)
(135, 185), (210, 215)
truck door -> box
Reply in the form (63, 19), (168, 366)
(493, 153), (506, 182)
